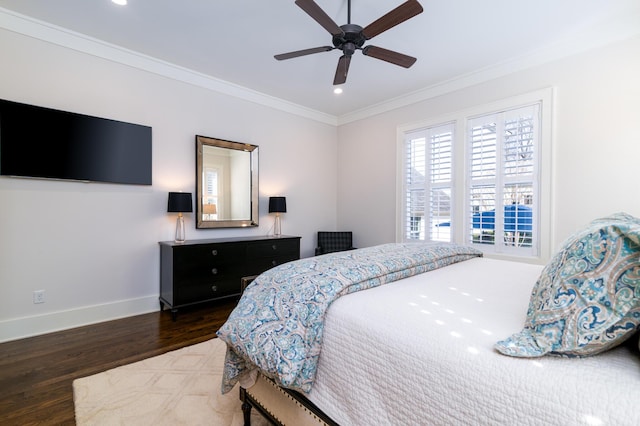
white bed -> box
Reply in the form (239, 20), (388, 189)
(305, 257), (640, 425)
(238, 256), (640, 425)
(222, 215), (640, 426)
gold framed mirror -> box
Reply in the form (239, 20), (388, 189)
(195, 135), (259, 229)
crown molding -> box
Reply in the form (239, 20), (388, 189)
(2, 7), (638, 128)
(337, 11), (640, 125)
(0, 7), (338, 126)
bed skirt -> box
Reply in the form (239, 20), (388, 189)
(240, 373), (339, 426)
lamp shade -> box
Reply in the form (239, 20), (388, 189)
(167, 192), (193, 213)
(203, 204), (217, 214)
(268, 196), (287, 213)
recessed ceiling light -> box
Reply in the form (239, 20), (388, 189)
(333, 87), (343, 95)
(112, 0), (127, 5)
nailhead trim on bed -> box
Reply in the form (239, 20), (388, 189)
(266, 377), (325, 425)
(246, 374), (330, 426)
(248, 387), (284, 426)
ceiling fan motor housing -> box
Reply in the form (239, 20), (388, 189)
(333, 24), (365, 55)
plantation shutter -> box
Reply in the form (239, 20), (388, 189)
(204, 169), (218, 206)
(403, 123), (454, 242)
(467, 104), (539, 255)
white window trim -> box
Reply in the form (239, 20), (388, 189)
(396, 87), (554, 263)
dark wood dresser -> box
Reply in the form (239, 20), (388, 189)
(159, 235), (301, 319)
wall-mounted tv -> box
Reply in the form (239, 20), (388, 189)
(0, 98), (152, 185)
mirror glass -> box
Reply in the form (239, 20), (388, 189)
(196, 135), (259, 228)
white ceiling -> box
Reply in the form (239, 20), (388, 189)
(0, 0), (639, 121)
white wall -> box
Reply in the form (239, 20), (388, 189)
(0, 28), (338, 342)
(337, 35), (640, 258)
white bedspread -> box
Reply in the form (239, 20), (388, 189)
(306, 258), (640, 426)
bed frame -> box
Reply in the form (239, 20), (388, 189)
(240, 373), (339, 426)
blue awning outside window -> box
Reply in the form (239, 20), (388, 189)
(438, 204), (533, 232)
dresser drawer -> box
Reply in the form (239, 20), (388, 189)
(172, 260), (238, 286)
(175, 278), (240, 305)
(247, 239), (299, 258)
(174, 243), (245, 268)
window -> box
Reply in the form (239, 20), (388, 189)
(467, 105), (538, 256)
(398, 89), (552, 260)
(203, 167), (219, 218)
(403, 123), (454, 242)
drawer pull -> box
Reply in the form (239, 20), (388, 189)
(211, 285), (218, 292)
(272, 260), (277, 266)
(211, 268), (218, 275)
(211, 249), (218, 256)
(272, 244), (277, 250)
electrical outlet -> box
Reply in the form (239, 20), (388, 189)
(33, 290), (45, 304)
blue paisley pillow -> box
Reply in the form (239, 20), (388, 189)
(495, 212), (640, 357)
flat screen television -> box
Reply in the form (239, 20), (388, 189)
(0, 98), (152, 185)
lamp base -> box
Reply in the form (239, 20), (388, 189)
(273, 214), (282, 237)
(175, 214), (186, 243)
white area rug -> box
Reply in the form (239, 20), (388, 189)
(73, 338), (270, 425)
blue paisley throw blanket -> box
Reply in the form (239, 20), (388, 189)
(217, 242), (482, 393)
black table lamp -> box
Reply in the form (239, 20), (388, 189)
(168, 192), (193, 243)
(268, 196), (287, 237)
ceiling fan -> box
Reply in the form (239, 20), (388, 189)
(275, 0), (424, 85)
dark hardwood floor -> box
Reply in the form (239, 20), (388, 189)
(0, 298), (237, 426)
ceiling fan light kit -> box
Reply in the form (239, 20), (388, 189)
(275, 0), (423, 85)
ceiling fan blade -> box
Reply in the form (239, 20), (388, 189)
(295, 0), (344, 36)
(362, 45), (417, 68)
(275, 46), (334, 60)
(362, 0), (423, 40)
(333, 55), (351, 85)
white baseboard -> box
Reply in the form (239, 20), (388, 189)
(0, 296), (160, 343)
